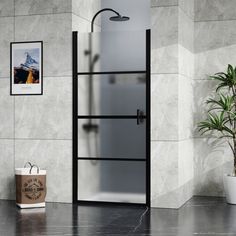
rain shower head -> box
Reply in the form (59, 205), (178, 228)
(91, 8), (130, 32)
(109, 15), (130, 22)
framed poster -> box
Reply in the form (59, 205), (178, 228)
(10, 41), (43, 95)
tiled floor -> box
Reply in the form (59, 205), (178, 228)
(1, 197), (236, 235)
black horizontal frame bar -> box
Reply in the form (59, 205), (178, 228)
(77, 70), (146, 75)
(78, 157), (146, 161)
(77, 115), (147, 119)
(76, 200), (147, 207)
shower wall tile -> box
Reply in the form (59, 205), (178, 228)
(194, 44), (236, 80)
(178, 139), (194, 186)
(15, 0), (72, 16)
(72, 0), (101, 23)
(0, 0), (14, 17)
(151, 44), (178, 74)
(151, 6), (178, 74)
(179, 0), (194, 20)
(179, 45), (194, 78)
(195, 20), (236, 53)
(0, 17), (14, 78)
(151, 6), (178, 49)
(193, 138), (232, 196)
(15, 139), (72, 203)
(178, 8), (194, 52)
(195, 0), (236, 22)
(72, 14), (101, 32)
(178, 75), (193, 140)
(151, 74), (178, 141)
(193, 79), (219, 138)
(0, 139), (14, 200)
(15, 77), (72, 140)
(151, 0), (178, 7)
(14, 14), (72, 76)
(43, 41), (72, 77)
(151, 141), (179, 198)
(15, 14), (71, 42)
(0, 79), (14, 139)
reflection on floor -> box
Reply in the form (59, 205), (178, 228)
(1, 197), (236, 235)
(83, 192), (146, 204)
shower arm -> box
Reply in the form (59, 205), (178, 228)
(91, 8), (120, 32)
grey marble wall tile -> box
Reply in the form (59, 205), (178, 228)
(15, 13), (71, 43)
(179, 75), (193, 139)
(0, 17), (14, 78)
(15, 14), (72, 76)
(151, 7), (178, 73)
(15, 77), (72, 140)
(151, 179), (193, 208)
(72, 0), (100, 23)
(0, 0), (14, 17)
(177, 179), (194, 208)
(195, 0), (236, 22)
(151, 0), (178, 7)
(194, 44), (236, 80)
(179, 0), (194, 19)
(0, 139), (14, 200)
(0, 79), (14, 139)
(193, 80), (221, 138)
(15, 0), (72, 16)
(179, 45), (194, 78)
(43, 41), (72, 77)
(72, 14), (101, 32)
(151, 74), (179, 140)
(194, 138), (232, 196)
(151, 44), (178, 74)
(151, 6), (178, 49)
(179, 8), (194, 52)
(151, 141), (179, 200)
(179, 139), (194, 186)
(15, 139), (72, 203)
(195, 20), (236, 53)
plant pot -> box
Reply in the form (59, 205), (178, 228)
(223, 174), (236, 204)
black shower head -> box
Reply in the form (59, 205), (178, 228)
(109, 15), (130, 22)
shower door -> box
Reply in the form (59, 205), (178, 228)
(73, 30), (150, 205)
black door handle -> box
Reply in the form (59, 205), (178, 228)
(137, 109), (145, 125)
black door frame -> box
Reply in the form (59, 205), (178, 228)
(72, 30), (151, 206)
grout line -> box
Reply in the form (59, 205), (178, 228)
(151, 5), (178, 9)
(13, 138), (72, 141)
(195, 18), (236, 23)
(151, 72), (178, 75)
(14, 12), (72, 18)
(151, 138), (193, 142)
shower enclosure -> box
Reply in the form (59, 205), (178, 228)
(73, 29), (150, 205)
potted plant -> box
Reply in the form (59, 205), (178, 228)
(198, 64), (236, 204)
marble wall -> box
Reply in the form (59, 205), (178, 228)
(151, 0), (194, 208)
(193, 0), (236, 196)
(0, 0), (100, 203)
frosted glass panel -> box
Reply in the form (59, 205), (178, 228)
(77, 73), (146, 116)
(78, 31), (146, 73)
(78, 160), (146, 203)
(78, 119), (146, 159)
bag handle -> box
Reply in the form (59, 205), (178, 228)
(24, 162), (33, 168)
(29, 164), (39, 174)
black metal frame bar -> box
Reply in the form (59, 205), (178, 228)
(77, 70), (146, 75)
(72, 32), (78, 203)
(72, 30), (151, 207)
(77, 115), (145, 119)
(78, 157), (146, 161)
